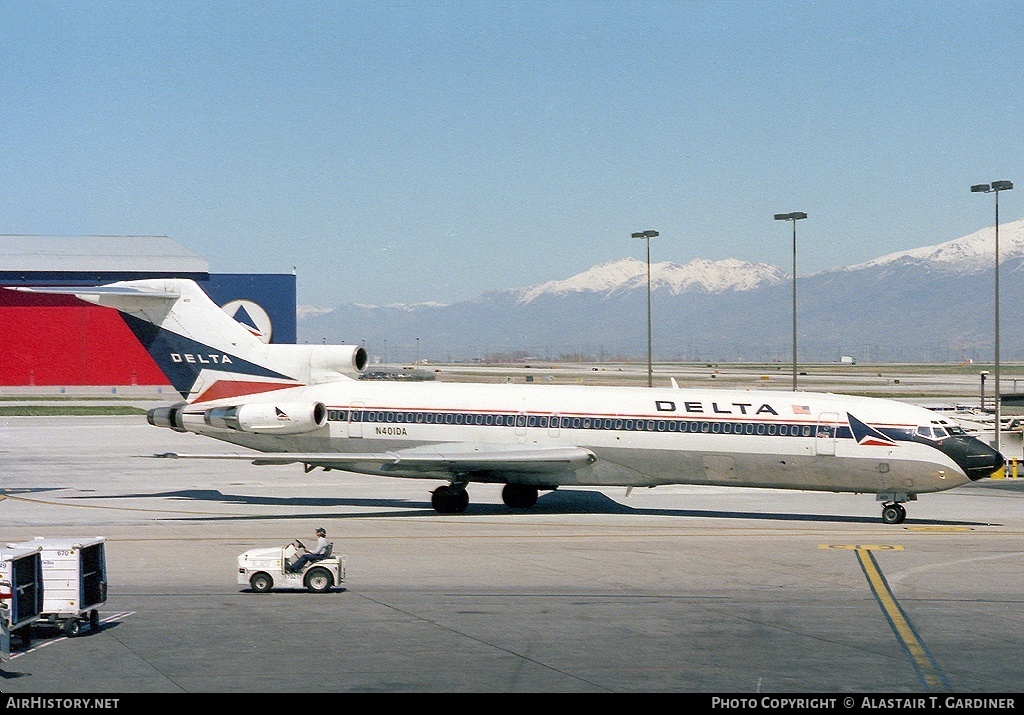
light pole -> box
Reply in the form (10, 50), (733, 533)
(972, 180), (1013, 453)
(632, 230), (659, 387)
(774, 212), (807, 391)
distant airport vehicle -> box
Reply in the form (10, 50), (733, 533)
(12, 280), (1005, 524)
(238, 541), (344, 593)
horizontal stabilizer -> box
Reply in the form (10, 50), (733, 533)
(11, 285), (178, 298)
(9, 284), (180, 310)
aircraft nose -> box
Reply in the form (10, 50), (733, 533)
(944, 437), (1005, 481)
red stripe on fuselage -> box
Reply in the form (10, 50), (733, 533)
(192, 380), (302, 403)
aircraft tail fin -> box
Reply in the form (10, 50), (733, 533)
(10, 279), (367, 402)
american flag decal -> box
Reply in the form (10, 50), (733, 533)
(792, 405), (810, 415)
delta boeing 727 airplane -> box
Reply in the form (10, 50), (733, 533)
(14, 279), (1004, 523)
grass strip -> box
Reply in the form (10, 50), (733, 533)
(0, 405), (149, 416)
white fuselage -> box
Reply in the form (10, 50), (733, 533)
(178, 380), (971, 496)
(23, 278), (1000, 519)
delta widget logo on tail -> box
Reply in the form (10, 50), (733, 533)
(222, 300), (273, 343)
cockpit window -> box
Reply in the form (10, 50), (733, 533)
(931, 418), (967, 436)
(917, 423), (958, 440)
(917, 425), (950, 440)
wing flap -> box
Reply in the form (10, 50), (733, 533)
(151, 445), (598, 480)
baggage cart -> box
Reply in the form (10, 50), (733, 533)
(9, 537), (107, 637)
(0, 545), (44, 658)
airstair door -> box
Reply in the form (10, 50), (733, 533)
(348, 401), (365, 439)
(815, 412), (840, 456)
(515, 411), (528, 444)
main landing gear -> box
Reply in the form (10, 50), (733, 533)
(431, 484), (470, 514)
(429, 483), (546, 514)
(881, 502), (907, 525)
(501, 484), (538, 509)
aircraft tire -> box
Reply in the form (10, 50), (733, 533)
(89, 609), (101, 633)
(502, 484), (539, 509)
(431, 485), (469, 514)
(881, 504), (906, 525)
(431, 486), (450, 513)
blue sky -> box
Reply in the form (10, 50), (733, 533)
(2, 1), (1022, 306)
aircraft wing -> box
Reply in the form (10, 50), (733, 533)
(151, 444), (598, 481)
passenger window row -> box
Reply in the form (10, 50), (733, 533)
(326, 409), (838, 438)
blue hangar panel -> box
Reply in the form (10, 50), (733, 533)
(203, 273), (297, 345)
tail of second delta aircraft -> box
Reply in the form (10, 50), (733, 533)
(13, 278), (367, 402)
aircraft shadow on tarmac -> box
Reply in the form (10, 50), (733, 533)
(81, 489), (993, 527)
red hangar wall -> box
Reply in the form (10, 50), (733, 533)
(0, 235), (297, 387)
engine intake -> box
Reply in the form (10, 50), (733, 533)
(204, 402), (328, 435)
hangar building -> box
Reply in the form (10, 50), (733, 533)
(0, 235), (296, 388)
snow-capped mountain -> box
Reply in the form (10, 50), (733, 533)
(295, 305), (336, 320)
(517, 257), (785, 303)
(842, 217), (1024, 274)
(298, 217), (1024, 362)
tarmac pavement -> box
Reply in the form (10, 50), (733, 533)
(2, 415), (1024, 695)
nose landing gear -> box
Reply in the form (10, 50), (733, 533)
(881, 502), (907, 525)
(877, 491), (914, 525)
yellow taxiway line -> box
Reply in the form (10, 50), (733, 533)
(821, 544), (949, 691)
